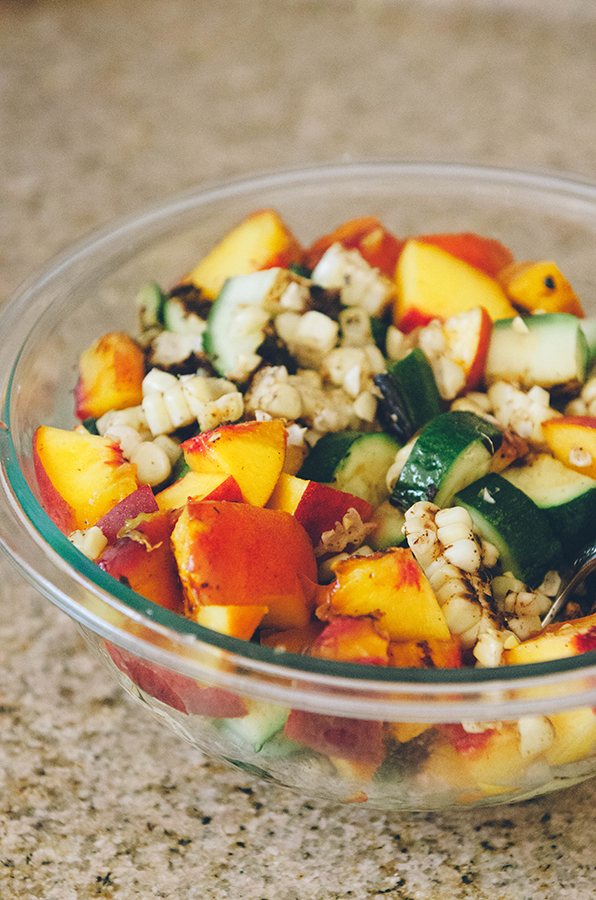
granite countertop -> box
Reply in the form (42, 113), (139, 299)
(3, 1), (596, 897)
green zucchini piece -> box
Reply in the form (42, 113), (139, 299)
(136, 281), (165, 331)
(298, 431), (401, 507)
(485, 313), (589, 392)
(391, 411), (502, 510)
(374, 348), (442, 442)
(454, 473), (562, 587)
(580, 318), (596, 369)
(370, 316), (389, 354)
(204, 269), (282, 378)
(367, 500), (407, 550)
(217, 701), (291, 753)
(162, 296), (208, 336)
(502, 453), (596, 551)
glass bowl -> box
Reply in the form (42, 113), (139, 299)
(3, 160), (596, 811)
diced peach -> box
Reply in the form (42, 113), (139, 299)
(541, 417), (596, 480)
(182, 419), (287, 507)
(284, 710), (386, 767)
(303, 216), (404, 277)
(183, 209), (302, 300)
(388, 722), (434, 743)
(99, 510), (184, 613)
(155, 471), (243, 511)
(440, 305), (493, 394)
(310, 616), (390, 666)
(424, 724), (524, 795)
(267, 473), (373, 546)
(74, 331), (145, 420)
(498, 260), (584, 317)
(194, 604), (268, 640)
(105, 642), (247, 717)
(33, 425), (138, 532)
(503, 611), (596, 665)
(317, 548), (451, 642)
(260, 620), (326, 654)
(545, 707), (596, 766)
(416, 232), (514, 279)
(394, 240), (516, 327)
(96, 485), (158, 543)
(388, 637), (462, 669)
(171, 500), (318, 630)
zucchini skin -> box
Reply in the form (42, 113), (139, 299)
(455, 473), (563, 587)
(374, 348), (442, 443)
(297, 431), (401, 506)
(391, 411), (503, 510)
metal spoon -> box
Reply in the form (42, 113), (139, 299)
(541, 537), (596, 629)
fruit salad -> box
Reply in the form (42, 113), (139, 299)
(32, 209), (596, 804)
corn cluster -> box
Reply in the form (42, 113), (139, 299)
(565, 374), (596, 417)
(404, 501), (515, 667)
(451, 381), (560, 446)
(245, 362), (378, 443)
(311, 243), (396, 317)
(95, 369), (243, 486)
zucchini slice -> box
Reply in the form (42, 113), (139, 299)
(485, 313), (589, 393)
(454, 473), (562, 587)
(390, 410), (502, 510)
(502, 453), (596, 551)
(298, 431), (401, 507)
(204, 269), (280, 378)
(374, 348), (442, 442)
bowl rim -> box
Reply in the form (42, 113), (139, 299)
(4, 158), (596, 704)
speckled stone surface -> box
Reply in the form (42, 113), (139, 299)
(4, 1), (596, 897)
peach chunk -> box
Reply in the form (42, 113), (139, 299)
(260, 620), (326, 654)
(194, 604), (269, 640)
(503, 611), (596, 665)
(106, 642), (247, 718)
(266, 474), (373, 546)
(303, 216), (404, 277)
(183, 208), (302, 301)
(541, 416), (596, 480)
(416, 231), (514, 279)
(155, 471), (243, 511)
(388, 637), (462, 669)
(33, 425), (138, 532)
(310, 616), (390, 666)
(284, 710), (386, 767)
(394, 239), (516, 327)
(171, 500), (318, 630)
(498, 260), (584, 318)
(182, 419), (287, 507)
(99, 510), (184, 613)
(317, 548), (451, 642)
(74, 331), (145, 420)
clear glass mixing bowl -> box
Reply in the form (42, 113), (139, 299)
(3, 161), (596, 810)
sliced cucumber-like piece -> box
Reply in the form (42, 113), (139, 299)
(391, 411), (502, 510)
(162, 296), (208, 336)
(485, 313), (589, 392)
(454, 473), (562, 587)
(204, 269), (281, 378)
(298, 431), (401, 507)
(367, 500), (407, 550)
(580, 318), (596, 369)
(136, 281), (165, 331)
(218, 700), (291, 753)
(374, 348), (442, 443)
(502, 453), (596, 551)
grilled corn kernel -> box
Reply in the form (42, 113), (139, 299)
(142, 367), (178, 396)
(130, 441), (172, 486)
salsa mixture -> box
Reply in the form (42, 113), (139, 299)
(32, 209), (596, 801)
